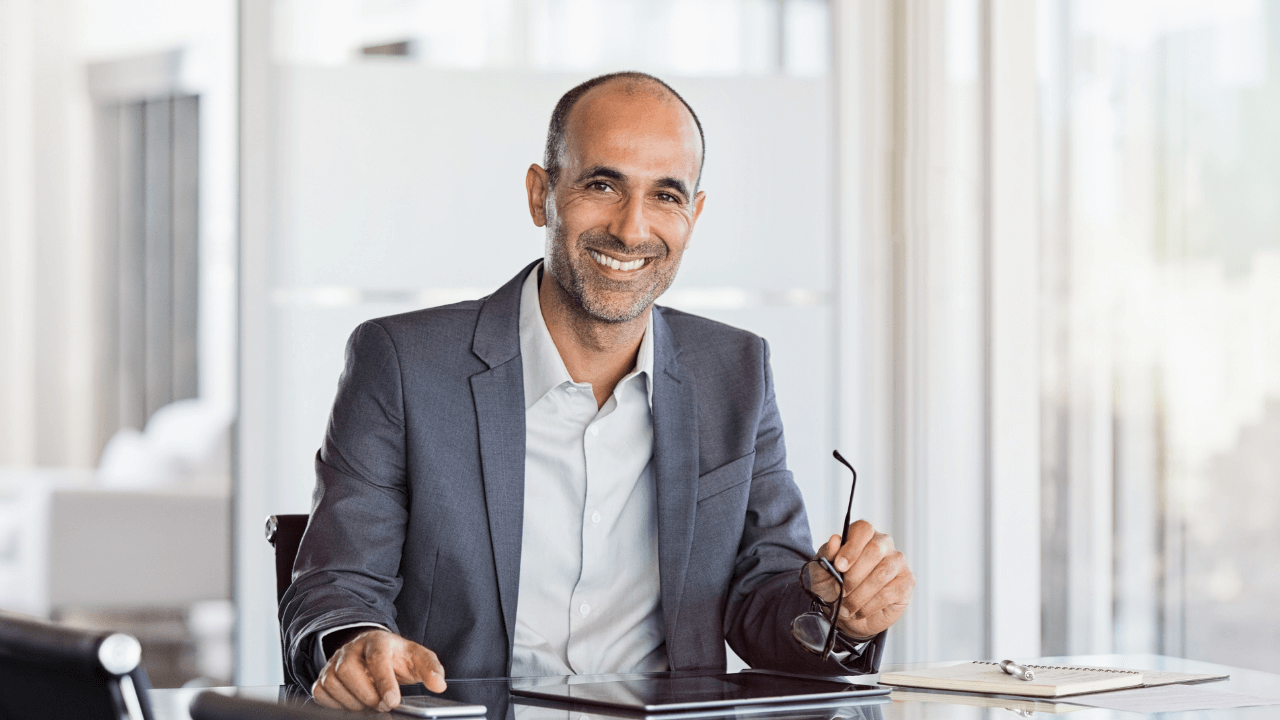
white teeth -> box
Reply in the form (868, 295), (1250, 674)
(590, 250), (646, 272)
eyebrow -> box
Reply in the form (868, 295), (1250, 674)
(575, 165), (691, 201)
(575, 165), (626, 184)
(655, 177), (690, 200)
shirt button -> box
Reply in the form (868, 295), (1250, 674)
(591, 512), (601, 524)
(580, 603), (590, 616)
(589, 425), (599, 436)
(566, 386), (576, 393)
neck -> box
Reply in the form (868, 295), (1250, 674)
(538, 271), (648, 408)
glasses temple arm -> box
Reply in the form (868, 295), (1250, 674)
(832, 450), (857, 546)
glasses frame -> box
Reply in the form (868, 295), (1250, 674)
(793, 557), (845, 660)
(791, 450), (858, 662)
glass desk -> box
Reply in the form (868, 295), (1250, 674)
(149, 655), (1280, 720)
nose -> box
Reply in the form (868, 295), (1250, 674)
(608, 193), (651, 248)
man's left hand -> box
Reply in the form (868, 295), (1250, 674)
(817, 519), (915, 640)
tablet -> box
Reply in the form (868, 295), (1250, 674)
(510, 672), (891, 713)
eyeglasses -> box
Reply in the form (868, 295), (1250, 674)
(790, 450), (858, 662)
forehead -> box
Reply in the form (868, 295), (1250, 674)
(562, 83), (702, 183)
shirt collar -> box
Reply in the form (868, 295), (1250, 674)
(518, 263), (655, 410)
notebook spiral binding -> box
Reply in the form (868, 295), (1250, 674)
(974, 661), (1141, 675)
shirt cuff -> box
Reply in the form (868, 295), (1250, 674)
(826, 632), (873, 663)
(312, 622), (388, 671)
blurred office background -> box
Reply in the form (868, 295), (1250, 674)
(1, 0), (1278, 688)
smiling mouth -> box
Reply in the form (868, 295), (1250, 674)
(588, 249), (649, 272)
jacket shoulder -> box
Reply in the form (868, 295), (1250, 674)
(360, 299), (485, 342)
(656, 305), (765, 359)
(338, 300), (491, 377)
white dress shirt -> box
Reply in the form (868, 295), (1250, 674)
(316, 265), (668, 677)
(511, 264), (667, 676)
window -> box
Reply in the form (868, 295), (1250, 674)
(1038, 0), (1280, 670)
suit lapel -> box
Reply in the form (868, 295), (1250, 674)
(469, 261), (537, 665)
(649, 307), (699, 663)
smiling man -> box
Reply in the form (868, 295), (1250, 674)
(281, 72), (914, 713)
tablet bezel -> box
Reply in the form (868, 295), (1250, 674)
(510, 672), (892, 713)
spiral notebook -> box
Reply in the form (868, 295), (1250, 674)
(879, 662), (1227, 699)
(887, 689), (1085, 714)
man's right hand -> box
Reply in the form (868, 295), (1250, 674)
(311, 628), (447, 712)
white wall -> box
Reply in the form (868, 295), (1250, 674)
(0, 0), (84, 467)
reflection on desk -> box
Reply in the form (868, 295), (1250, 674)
(149, 656), (1280, 720)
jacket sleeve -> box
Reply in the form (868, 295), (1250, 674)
(721, 339), (886, 676)
(278, 320), (411, 687)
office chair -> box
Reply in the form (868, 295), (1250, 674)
(265, 513), (310, 604)
(0, 611), (157, 720)
(266, 513), (310, 682)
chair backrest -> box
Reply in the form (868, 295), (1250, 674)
(0, 611), (156, 720)
(265, 514), (310, 604)
(266, 513), (310, 683)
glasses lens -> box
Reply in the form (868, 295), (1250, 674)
(800, 560), (843, 604)
(790, 612), (831, 655)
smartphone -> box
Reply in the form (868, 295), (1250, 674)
(391, 695), (488, 717)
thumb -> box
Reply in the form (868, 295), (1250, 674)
(821, 534), (840, 560)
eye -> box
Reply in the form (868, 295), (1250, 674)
(657, 192), (680, 204)
(588, 181), (614, 193)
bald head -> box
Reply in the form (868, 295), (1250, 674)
(543, 72), (705, 190)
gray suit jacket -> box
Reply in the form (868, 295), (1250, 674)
(280, 261), (885, 686)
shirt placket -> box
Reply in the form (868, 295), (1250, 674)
(569, 375), (638, 673)
(565, 381), (604, 673)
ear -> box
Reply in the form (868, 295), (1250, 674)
(526, 164), (550, 227)
(690, 190), (707, 229)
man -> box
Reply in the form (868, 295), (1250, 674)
(281, 72), (915, 713)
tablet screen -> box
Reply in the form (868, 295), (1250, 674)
(511, 673), (890, 712)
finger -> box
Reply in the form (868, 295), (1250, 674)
(403, 644), (448, 693)
(318, 666), (367, 712)
(842, 552), (908, 618)
(841, 532), (895, 589)
(843, 550), (905, 612)
(852, 568), (915, 621)
(333, 647), (384, 709)
(311, 678), (341, 710)
(832, 520), (877, 573)
(365, 638), (402, 711)
(841, 576), (914, 638)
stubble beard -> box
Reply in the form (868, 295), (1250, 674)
(546, 222), (680, 324)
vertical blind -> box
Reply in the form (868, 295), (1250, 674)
(93, 95), (199, 459)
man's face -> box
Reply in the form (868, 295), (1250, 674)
(529, 84), (705, 324)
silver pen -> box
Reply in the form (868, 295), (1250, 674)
(999, 659), (1036, 681)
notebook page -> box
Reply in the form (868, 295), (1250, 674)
(889, 689), (1084, 714)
